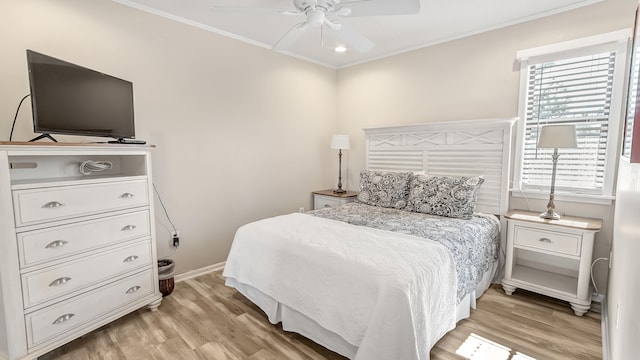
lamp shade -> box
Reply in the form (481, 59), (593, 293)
(331, 134), (351, 150)
(537, 125), (578, 149)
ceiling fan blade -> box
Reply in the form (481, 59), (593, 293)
(333, 7), (352, 17)
(332, 23), (375, 53)
(279, 10), (301, 16)
(325, 19), (342, 31)
(210, 6), (298, 15)
(339, 0), (420, 17)
(273, 22), (309, 51)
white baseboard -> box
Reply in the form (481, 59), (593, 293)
(601, 295), (610, 360)
(174, 261), (225, 283)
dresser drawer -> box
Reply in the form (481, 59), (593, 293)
(18, 210), (151, 268)
(22, 240), (152, 308)
(26, 268), (154, 347)
(513, 226), (581, 256)
(12, 180), (149, 227)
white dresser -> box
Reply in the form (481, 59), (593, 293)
(0, 143), (162, 360)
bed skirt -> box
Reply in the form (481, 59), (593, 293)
(225, 259), (498, 359)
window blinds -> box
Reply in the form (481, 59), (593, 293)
(521, 51), (616, 194)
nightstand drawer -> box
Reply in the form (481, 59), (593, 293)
(315, 196), (345, 209)
(514, 226), (581, 256)
(311, 190), (357, 210)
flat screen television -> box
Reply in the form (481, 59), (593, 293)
(26, 49), (137, 143)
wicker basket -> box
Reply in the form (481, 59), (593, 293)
(159, 277), (174, 297)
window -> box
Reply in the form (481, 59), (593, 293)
(513, 31), (629, 203)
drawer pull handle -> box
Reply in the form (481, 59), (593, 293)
(42, 201), (64, 208)
(123, 255), (139, 263)
(49, 277), (72, 287)
(52, 313), (75, 325)
(119, 193), (135, 199)
(45, 240), (68, 249)
(121, 225), (137, 231)
(539, 237), (552, 244)
(324, 204), (331, 208)
(126, 285), (141, 294)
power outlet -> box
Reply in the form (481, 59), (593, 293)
(171, 231), (180, 247)
(591, 292), (604, 303)
(298, 207), (305, 213)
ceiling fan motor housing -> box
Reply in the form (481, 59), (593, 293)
(294, 0), (338, 13)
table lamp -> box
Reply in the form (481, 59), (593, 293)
(537, 124), (578, 219)
(331, 134), (350, 194)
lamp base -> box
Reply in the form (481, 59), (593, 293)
(540, 209), (561, 220)
(333, 189), (346, 194)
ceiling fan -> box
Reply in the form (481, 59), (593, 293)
(211, 0), (421, 53)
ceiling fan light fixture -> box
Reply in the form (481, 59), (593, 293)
(307, 9), (326, 27)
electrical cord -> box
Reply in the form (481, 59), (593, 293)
(509, 179), (533, 212)
(590, 257), (609, 294)
(79, 160), (113, 175)
(9, 94), (30, 141)
(153, 183), (177, 234)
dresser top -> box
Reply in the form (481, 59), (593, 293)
(0, 141), (154, 148)
(506, 209), (602, 231)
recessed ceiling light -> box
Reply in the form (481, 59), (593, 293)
(334, 45), (347, 53)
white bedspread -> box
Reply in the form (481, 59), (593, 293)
(223, 213), (457, 360)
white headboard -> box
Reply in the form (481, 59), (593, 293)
(364, 118), (516, 216)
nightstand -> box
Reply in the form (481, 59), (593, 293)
(312, 189), (358, 210)
(501, 210), (602, 316)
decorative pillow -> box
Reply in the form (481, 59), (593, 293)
(406, 174), (484, 219)
(357, 170), (412, 209)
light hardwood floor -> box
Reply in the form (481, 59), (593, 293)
(40, 271), (602, 360)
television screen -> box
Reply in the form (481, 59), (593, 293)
(26, 50), (136, 141)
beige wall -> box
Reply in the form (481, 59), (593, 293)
(336, 0), (637, 294)
(0, 0), (338, 274)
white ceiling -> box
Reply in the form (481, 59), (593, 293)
(113, 0), (601, 69)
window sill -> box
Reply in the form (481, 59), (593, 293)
(510, 189), (615, 206)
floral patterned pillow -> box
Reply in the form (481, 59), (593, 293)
(357, 170), (412, 209)
(406, 174), (484, 219)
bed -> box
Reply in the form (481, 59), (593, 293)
(223, 119), (515, 360)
